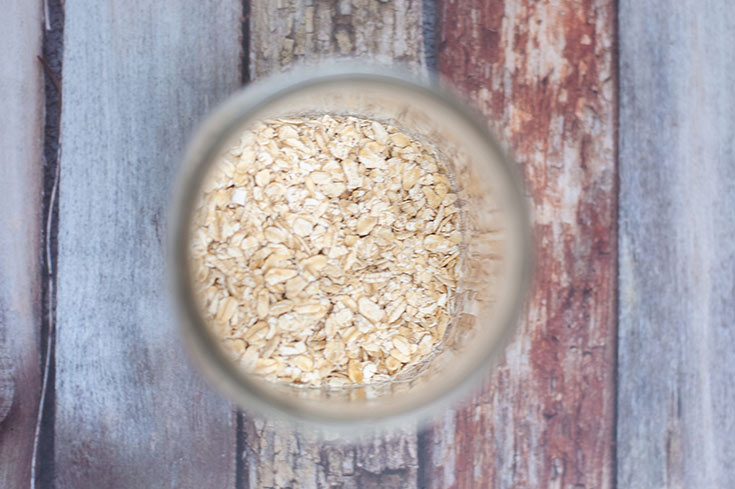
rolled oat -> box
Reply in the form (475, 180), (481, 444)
(189, 115), (461, 386)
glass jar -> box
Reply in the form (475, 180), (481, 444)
(171, 65), (531, 430)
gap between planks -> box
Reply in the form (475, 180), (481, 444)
(34, 2), (65, 487)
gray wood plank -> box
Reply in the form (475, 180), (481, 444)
(244, 1), (425, 487)
(55, 1), (242, 487)
(0, 0), (44, 486)
(618, 1), (735, 487)
(250, 0), (426, 77)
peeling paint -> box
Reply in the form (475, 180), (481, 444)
(423, 0), (617, 487)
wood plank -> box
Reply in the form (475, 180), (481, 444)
(244, 1), (425, 488)
(617, 1), (735, 487)
(54, 2), (242, 487)
(242, 421), (418, 489)
(250, 0), (426, 77)
(0, 0), (44, 486)
(422, 1), (617, 487)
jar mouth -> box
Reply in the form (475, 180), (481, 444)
(170, 64), (533, 429)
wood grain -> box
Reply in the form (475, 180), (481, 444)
(422, 1), (617, 487)
(242, 421), (418, 489)
(617, 1), (735, 487)
(54, 1), (242, 487)
(0, 0), (44, 486)
(244, 1), (426, 488)
(249, 0), (426, 77)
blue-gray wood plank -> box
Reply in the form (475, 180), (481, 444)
(618, 0), (735, 487)
(55, 1), (242, 487)
(0, 0), (43, 486)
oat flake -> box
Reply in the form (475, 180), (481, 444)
(189, 115), (462, 387)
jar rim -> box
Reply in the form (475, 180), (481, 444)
(170, 64), (533, 430)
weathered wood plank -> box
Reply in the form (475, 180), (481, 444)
(617, 1), (735, 487)
(0, 0), (44, 486)
(422, 1), (617, 487)
(250, 0), (425, 77)
(55, 1), (242, 487)
(243, 420), (419, 489)
(244, 1), (425, 488)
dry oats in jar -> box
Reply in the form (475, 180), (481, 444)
(189, 115), (463, 387)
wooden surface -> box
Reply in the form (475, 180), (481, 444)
(250, 0), (426, 77)
(54, 1), (242, 487)
(422, 1), (617, 487)
(0, 0), (44, 486)
(617, 1), (735, 487)
(3, 0), (735, 487)
(243, 2), (425, 488)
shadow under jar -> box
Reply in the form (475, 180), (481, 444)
(172, 66), (532, 430)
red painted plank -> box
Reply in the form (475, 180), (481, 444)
(423, 1), (617, 487)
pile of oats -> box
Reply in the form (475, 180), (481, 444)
(189, 115), (462, 387)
